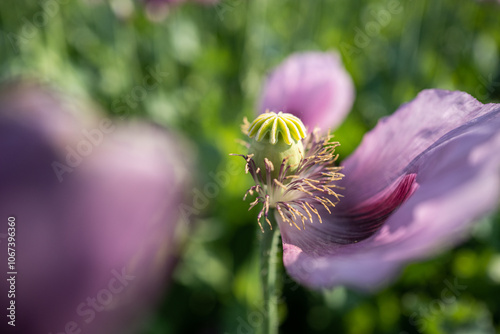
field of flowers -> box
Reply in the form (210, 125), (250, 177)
(1, 0), (500, 333)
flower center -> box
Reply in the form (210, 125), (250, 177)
(234, 112), (344, 232)
(248, 111), (307, 178)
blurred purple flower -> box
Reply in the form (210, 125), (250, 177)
(251, 52), (500, 291)
(0, 82), (192, 333)
(259, 52), (355, 131)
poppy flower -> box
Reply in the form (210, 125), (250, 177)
(0, 81), (192, 333)
(237, 52), (500, 291)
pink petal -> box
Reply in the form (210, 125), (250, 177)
(259, 51), (355, 130)
(341, 89), (498, 205)
(280, 89), (500, 290)
(0, 83), (192, 333)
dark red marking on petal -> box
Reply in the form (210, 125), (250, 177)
(333, 173), (418, 243)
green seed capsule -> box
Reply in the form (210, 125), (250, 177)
(247, 111), (307, 178)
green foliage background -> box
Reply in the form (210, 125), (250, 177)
(1, 0), (500, 333)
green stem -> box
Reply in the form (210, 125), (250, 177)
(259, 212), (281, 334)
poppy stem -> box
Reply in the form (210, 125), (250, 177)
(259, 212), (281, 334)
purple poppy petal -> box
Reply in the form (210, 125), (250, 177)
(0, 82), (192, 333)
(340, 89), (499, 205)
(280, 90), (500, 290)
(259, 52), (355, 130)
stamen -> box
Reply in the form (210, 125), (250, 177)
(257, 222), (264, 233)
(306, 202), (322, 224)
(249, 198), (261, 211)
(266, 217), (272, 230)
(234, 121), (345, 232)
(277, 205), (289, 223)
(241, 117), (251, 135)
(300, 202), (313, 223)
(273, 179), (287, 190)
(315, 196), (333, 214)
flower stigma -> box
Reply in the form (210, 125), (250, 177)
(233, 111), (345, 233)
